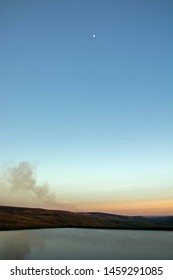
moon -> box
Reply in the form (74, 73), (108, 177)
(92, 34), (96, 38)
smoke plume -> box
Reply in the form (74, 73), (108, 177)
(0, 161), (75, 210)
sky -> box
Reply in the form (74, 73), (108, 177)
(0, 0), (173, 215)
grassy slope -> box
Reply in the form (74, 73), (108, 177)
(0, 205), (173, 231)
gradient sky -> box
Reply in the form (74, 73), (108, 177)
(0, 0), (173, 215)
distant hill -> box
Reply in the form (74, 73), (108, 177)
(0, 205), (173, 231)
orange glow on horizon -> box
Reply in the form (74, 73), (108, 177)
(78, 199), (173, 216)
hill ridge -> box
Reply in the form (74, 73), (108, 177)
(0, 205), (173, 231)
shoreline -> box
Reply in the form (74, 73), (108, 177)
(1, 225), (173, 232)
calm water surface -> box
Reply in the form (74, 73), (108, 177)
(0, 228), (172, 260)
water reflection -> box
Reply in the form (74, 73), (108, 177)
(0, 228), (173, 260)
(0, 230), (45, 260)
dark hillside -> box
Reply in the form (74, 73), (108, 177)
(0, 205), (173, 231)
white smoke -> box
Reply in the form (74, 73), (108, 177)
(0, 161), (75, 210)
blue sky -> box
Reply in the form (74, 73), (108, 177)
(0, 0), (173, 214)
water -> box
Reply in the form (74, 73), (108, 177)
(0, 228), (172, 260)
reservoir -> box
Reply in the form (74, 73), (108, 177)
(0, 228), (172, 260)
